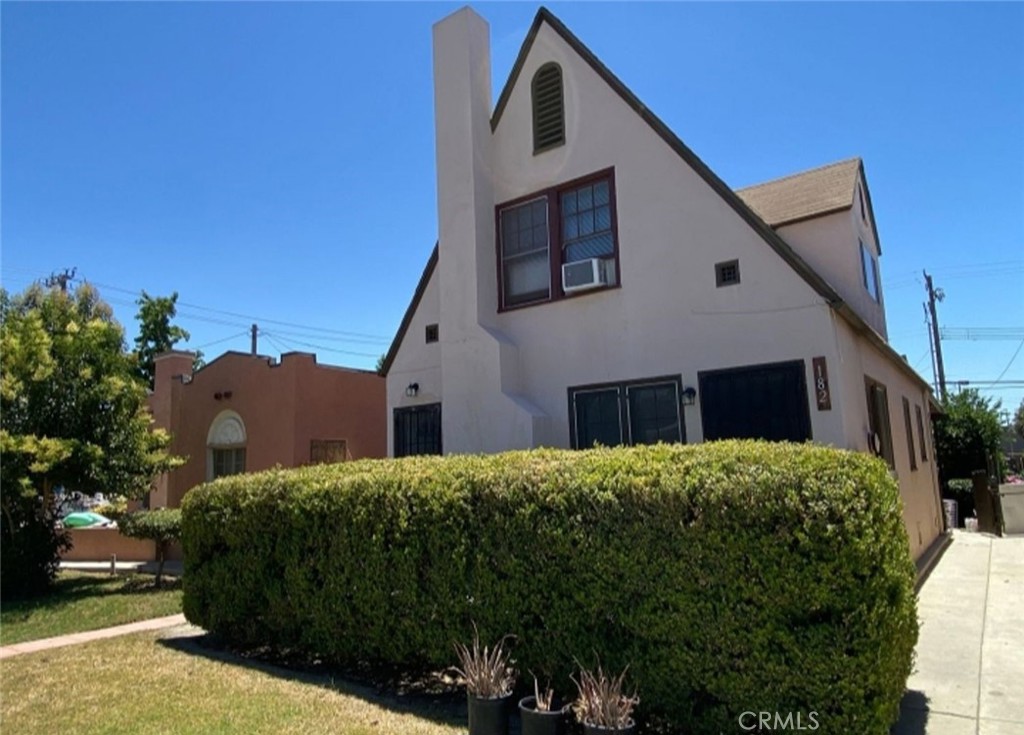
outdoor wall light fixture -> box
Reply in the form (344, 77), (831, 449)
(405, 382), (420, 398)
(681, 386), (697, 406)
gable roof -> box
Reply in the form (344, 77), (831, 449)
(385, 7), (928, 394)
(380, 243), (438, 376)
(736, 158), (860, 228)
(735, 157), (883, 254)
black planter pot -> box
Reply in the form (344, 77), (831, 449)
(581, 721), (636, 735)
(467, 693), (512, 735)
(518, 696), (570, 735)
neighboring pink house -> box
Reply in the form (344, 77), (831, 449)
(148, 350), (386, 508)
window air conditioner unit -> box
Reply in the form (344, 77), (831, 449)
(562, 258), (609, 293)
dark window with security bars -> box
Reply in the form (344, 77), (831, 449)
(561, 179), (614, 265)
(532, 63), (565, 153)
(569, 378), (683, 449)
(394, 403), (442, 457)
(310, 439), (347, 465)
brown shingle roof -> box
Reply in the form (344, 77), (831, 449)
(735, 158), (861, 228)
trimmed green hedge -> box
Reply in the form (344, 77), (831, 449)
(182, 441), (917, 734)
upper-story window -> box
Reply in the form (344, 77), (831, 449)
(497, 169), (619, 311)
(860, 240), (880, 302)
(858, 184), (867, 222)
(532, 63), (565, 154)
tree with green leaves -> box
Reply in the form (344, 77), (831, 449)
(1014, 398), (1024, 442)
(1, 283), (181, 597)
(933, 388), (1004, 486)
(119, 509), (181, 587)
(134, 291), (200, 389)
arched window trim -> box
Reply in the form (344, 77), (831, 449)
(207, 410), (247, 481)
(532, 62), (565, 154)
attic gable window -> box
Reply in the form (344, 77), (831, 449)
(532, 63), (565, 153)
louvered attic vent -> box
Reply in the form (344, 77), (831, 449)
(532, 63), (565, 153)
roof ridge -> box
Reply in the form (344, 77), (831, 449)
(735, 157), (862, 193)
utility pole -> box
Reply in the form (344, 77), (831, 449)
(924, 271), (947, 401)
(923, 303), (938, 397)
(251, 324), (258, 356)
(44, 267), (76, 293)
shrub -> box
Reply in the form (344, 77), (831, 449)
(182, 442), (918, 734)
(1, 478), (70, 599)
(119, 508), (181, 587)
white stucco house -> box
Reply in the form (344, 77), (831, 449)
(382, 6), (944, 561)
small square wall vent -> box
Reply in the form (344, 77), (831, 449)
(715, 259), (740, 287)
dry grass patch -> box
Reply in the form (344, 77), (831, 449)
(1, 630), (464, 735)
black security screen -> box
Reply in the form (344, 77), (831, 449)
(394, 403), (442, 457)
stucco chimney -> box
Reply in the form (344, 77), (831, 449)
(432, 6), (496, 329)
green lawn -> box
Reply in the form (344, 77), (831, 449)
(1, 631), (465, 735)
(0, 571), (182, 645)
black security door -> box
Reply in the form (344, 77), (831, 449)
(699, 361), (811, 442)
(393, 403), (442, 457)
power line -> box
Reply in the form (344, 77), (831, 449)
(69, 275), (390, 342)
(980, 338), (1024, 389)
(260, 331), (381, 359)
(940, 327), (1024, 341)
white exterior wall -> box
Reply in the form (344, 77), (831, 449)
(386, 264), (441, 455)
(484, 22), (848, 449)
(383, 8), (943, 560)
(777, 177), (887, 340)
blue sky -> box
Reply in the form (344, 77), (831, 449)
(3, 2), (1022, 417)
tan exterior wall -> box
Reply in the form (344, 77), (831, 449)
(151, 351), (386, 508)
(832, 318), (943, 558)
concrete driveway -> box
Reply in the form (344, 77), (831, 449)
(892, 531), (1024, 735)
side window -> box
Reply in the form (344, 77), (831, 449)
(860, 241), (880, 302)
(915, 404), (929, 462)
(310, 439), (347, 465)
(902, 397), (917, 471)
(864, 377), (894, 469)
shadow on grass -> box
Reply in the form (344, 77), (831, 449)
(889, 690), (929, 735)
(157, 631), (471, 731)
(2, 573), (181, 623)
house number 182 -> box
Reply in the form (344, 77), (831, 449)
(812, 356), (831, 411)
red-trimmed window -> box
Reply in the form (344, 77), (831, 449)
(497, 169), (619, 311)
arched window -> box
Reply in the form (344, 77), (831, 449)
(532, 63), (565, 153)
(207, 410), (246, 480)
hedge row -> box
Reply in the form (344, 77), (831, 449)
(182, 441), (918, 734)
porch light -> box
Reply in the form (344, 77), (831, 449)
(681, 386), (697, 406)
(405, 382), (420, 398)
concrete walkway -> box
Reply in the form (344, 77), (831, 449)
(0, 613), (187, 660)
(893, 531), (1024, 735)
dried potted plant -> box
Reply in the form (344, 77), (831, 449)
(453, 624), (516, 735)
(571, 661), (640, 735)
(519, 674), (571, 735)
